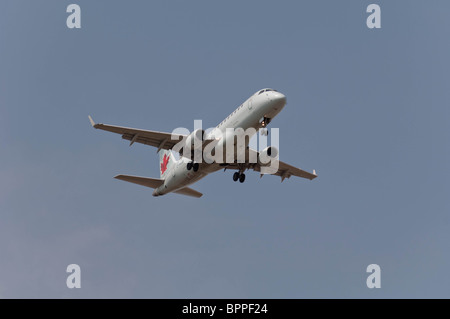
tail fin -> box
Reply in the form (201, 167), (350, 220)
(159, 150), (175, 179)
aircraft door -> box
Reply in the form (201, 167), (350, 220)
(247, 97), (253, 111)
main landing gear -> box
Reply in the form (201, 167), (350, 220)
(187, 161), (199, 172)
(233, 172), (246, 183)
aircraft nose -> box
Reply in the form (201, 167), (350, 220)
(271, 92), (286, 104)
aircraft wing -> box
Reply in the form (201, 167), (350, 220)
(253, 159), (317, 181)
(89, 116), (185, 151)
(226, 148), (317, 182)
(89, 116), (216, 155)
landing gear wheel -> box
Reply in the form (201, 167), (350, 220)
(233, 172), (239, 182)
(239, 173), (246, 183)
(187, 162), (193, 170)
(193, 163), (199, 172)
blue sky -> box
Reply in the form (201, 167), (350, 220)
(1, 0), (449, 298)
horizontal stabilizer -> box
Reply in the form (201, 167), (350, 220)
(174, 187), (203, 198)
(114, 175), (164, 189)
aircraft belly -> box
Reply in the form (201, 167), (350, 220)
(162, 165), (208, 194)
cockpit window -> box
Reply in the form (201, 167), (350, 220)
(256, 88), (278, 95)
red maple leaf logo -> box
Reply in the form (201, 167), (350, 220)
(160, 154), (170, 174)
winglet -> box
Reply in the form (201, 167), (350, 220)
(313, 169), (317, 176)
(88, 115), (96, 127)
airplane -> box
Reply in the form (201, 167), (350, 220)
(88, 88), (317, 198)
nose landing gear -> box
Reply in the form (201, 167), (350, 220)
(260, 117), (271, 136)
(261, 117), (271, 128)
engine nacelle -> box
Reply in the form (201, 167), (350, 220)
(184, 129), (205, 147)
(258, 146), (278, 165)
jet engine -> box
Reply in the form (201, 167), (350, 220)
(258, 146), (278, 165)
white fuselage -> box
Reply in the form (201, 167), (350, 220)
(152, 89), (286, 196)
